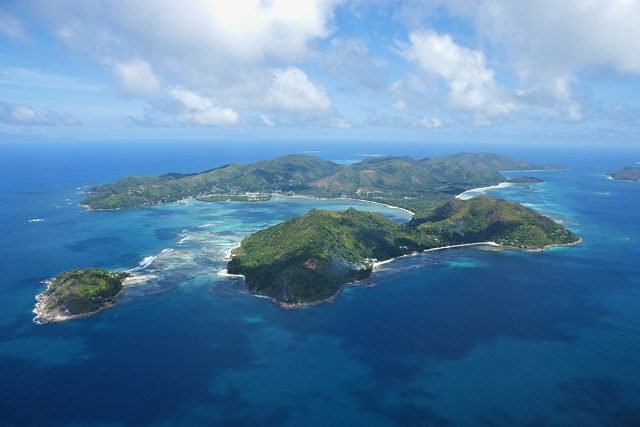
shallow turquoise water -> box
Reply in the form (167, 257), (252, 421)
(0, 141), (639, 426)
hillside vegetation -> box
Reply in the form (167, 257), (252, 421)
(81, 152), (558, 211)
(227, 196), (579, 308)
(34, 269), (130, 323)
(606, 166), (640, 182)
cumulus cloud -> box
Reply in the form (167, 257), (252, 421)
(477, 0), (640, 77)
(109, 59), (161, 96)
(32, 0), (341, 123)
(414, 117), (443, 128)
(260, 114), (275, 127)
(0, 101), (80, 126)
(262, 67), (332, 113)
(167, 87), (240, 126)
(401, 30), (519, 122)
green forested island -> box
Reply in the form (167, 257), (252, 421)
(81, 152), (560, 212)
(606, 166), (640, 182)
(226, 196), (580, 308)
(34, 269), (130, 323)
(506, 176), (544, 184)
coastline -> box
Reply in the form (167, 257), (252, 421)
(230, 238), (583, 311)
(372, 242), (502, 269)
(33, 272), (138, 324)
(217, 269), (245, 278)
(33, 285), (125, 324)
(269, 194), (415, 216)
(455, 183), (513, 199)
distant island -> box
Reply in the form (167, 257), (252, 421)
(34, 269), (130, 323)
(226, 196), (580, 309)
(506, 176), (544, 184)
(80, 152), (562, 212)
(37, 152), (577, 320)
(606, 166), (640, 182)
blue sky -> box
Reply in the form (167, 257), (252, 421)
(1, 0), (639, 144)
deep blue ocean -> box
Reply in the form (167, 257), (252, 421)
(1, 140), (639, 426)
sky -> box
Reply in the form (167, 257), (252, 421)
(1, 0), (640, 144)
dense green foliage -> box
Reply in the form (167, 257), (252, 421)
(80, 152), (556, 210)
(227, 208), (418, 304)
(427, 152), (563, 171)
(606, 166), (640, 182)
(410, 196), (579, 249)
(506, 176), (544, 184)
(43, 268), (129, 315)
(82, 155), (342, 209)
(227, 197), (580, 306)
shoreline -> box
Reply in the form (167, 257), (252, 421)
(33, 272), (140, 324)
(230, 238), (583, 311)
(269, 194), (415, 216)
(33, 284), (126, 324)
(217, 269), (245, 278)
(81, 193), (416, 216)
(455, 183), (513, 199)
(372, 242), (502, 269)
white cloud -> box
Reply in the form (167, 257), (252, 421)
(109, 59), (161, 96)
(33, 0), (342, 123)
(415, 117), (443, 128)
(260, 114), (275, 127)
(168, 87), (240, 126)
(401, 30), (519, 121)
(0, 9), (29, 43)
(263, 67), (332, 113)
(0, 101), (80, 126)
(41, 0), (341, 63)
(477, 0), (640, 77)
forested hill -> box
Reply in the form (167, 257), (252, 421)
(606, 166), (640, 182)
(226, 196), (580, 308)
(425, 152), (563, 171)
(80, 152), (560, 211)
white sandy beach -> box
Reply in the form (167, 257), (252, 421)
(455, 182), (513, 199)
(373, 242), (501, 268)
(270, 194), (415, 216)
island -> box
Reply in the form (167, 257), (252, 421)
(34, 268), (130, 323)
(606, 166), (640, 182)
(506, 176), (544, 184)
(226, 196), (580, 309)
(80, 152), (563, 212)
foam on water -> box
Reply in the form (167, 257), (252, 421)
(128, 248), (174, 272)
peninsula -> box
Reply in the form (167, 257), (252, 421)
(34, 269), (130, 323)
(606, 166), (640, 182)
(226, 196), (580, 309)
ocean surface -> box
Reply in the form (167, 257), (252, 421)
(0, 140), (639, 426)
